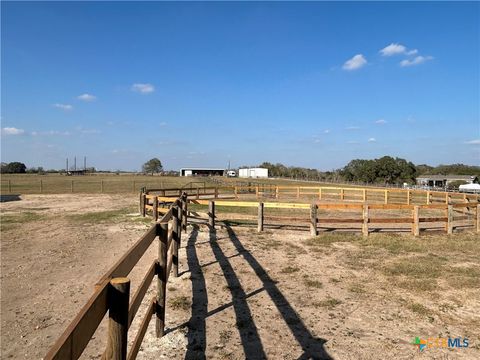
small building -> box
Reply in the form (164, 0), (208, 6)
(416, 175), (479, 188)
(239, 168), (268, 178)
(180, 167), (225, 177)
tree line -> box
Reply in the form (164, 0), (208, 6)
(256, 157), (479, 185)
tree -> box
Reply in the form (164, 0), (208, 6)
(142, 158), (163, 175)
(1, 162), (27, 173)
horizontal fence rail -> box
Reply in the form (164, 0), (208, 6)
(45, 193), (188, 360)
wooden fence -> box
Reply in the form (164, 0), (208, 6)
(230, 184), (480, 205)
(142, 194), (480, 237)
(44, 193), (188, 360)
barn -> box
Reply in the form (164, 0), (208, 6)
(180, 167), (225, 176)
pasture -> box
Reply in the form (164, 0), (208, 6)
(1, 192), (479, 359)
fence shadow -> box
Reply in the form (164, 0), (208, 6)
(182, 221), (333, 359)
(184, 224), (207, 360)
(222, 222), (333, 360)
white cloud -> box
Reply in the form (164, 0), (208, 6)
(368, 138), (377, 142)
(400, 55), (433, 67)
(380, 43), (407, 56)
(342, 54), (367, 71)
(53, 103), (73, 111)
(32, 130), (71, 136)
(375, 119), (387, 124)
(77, 93), (96, 102)
(1, 127), (25, 135)
(347, 141), (359, 144)
(465, 139), (480, 145)
(345, 126), (360, 130)
(323, 129), (330, 134)
(131, 83), (155, 94)
(380, 43), (419, 57)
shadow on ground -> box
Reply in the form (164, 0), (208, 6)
(181, 222), (333, 360)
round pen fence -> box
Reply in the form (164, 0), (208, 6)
(141, 185), (480, 236)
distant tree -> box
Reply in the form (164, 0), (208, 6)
(142, 158), (163, 175)
(1, 162), (27, 174)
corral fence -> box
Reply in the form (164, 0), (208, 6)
(44, 193), (188, 360)
(141, 186), (480, 236)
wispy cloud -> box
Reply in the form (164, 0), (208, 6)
(323, 129), (330, 134)
(342, 54), (367, 71)
(53, 103), (73, 111)
(1, 127), (25, 135)
(345, 126), (360, 130)
(77, 93), (96, 102)
(131, 83), (155, 94)
(465, 139), (480, 145)
(400, 55), (433, 67)
(347, 141), (359, 144)
(368, 138), (377, 142)
(31, 130), (71, 136)
(375, 119), (387, 125)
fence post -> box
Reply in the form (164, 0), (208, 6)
(384, 190), (388, 204)
(297, 187), (300, 199)
(101, 180), (104, 193)
(362, 204), (369, 237)
(196, 187), (200, 200)
(142, 194), (147, 217)
(426, 191), (431, 205)
(172, 203), (180, 277)
(275, 186), (279, 199)
(447, 205), (453, 234)
(445, 192), (448, 204)
(234, 186), (238, 199)
(318, 187), (322, 201)
(310, 204), (317, 236)
(40, 180), (43, 193)
(256, 186), (259, 199)
(257, 202), (264, 232)
(412, 206), (419, 236)
(215, 187), (218, 199)
(104, 277), (130, 360)
(156, 223), (168, 338)
(139, 192), (143, 215)
(71, 180), (74, 193)
(407, 190), (411, 205)
(209, 201), (215, 228)
(182, 194), (188, 232)
(132, 180), (136, 193)
(153, 197), (159, 221)
(362, 189), (366, 202)
(340, 189), (344, 201)
(476, 205), (480, 233)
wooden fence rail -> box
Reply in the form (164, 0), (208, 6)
(45, 193), (188, 360)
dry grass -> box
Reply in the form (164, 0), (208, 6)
(169, 296), (191, 311)
(0, 211), (45, 231)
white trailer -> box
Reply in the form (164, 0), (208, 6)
(239, 168), (268, 178)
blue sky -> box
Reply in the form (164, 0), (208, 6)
(1, 1), (479, 171)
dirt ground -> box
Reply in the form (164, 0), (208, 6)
(1, 194), (479, 359)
